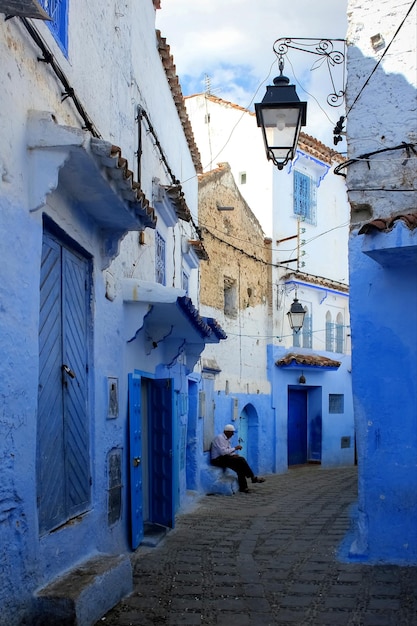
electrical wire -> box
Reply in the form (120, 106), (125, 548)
(225, 324), (351, 341)
(179, 58), (277, 185)
(199, 216), (351, 255)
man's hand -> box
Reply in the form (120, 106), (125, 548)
(235, 445), (242, 451)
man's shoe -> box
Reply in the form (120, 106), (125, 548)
(251, 476), (266, 484)
(240, 487), (251, 493)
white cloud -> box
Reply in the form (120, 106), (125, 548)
(156, 0), (348, 147)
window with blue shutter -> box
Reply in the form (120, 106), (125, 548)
(39, 0), (68, 55)
(293, 170), (316, 225)
(155, 231), (166, 285)
(325, 311), (334, 352)
(335, 313), (344, 353)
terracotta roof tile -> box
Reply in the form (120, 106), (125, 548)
(281, 271), (349, 293)
(188, 239), (209, 261)
(177, 296), (213, 337)
(358, 212), (417, 235)
(276, 353), (341, 369)
(90, 139), (157, 228)
(157, 31), (203, 173)
(164, 184), (191, 221)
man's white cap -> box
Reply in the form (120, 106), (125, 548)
(224, 424), (236, 432)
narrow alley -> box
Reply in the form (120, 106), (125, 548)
(97, 466), (417, 625)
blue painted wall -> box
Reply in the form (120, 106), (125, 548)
(347, 230), (417, 564)
(270, 345), (355, 471)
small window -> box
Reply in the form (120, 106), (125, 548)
(294, 170), (316, 225)
(335, 313), (344, 353)
(39, 0), (68, 55)
(224, 277), (237, 317)
(155, 231), (166, 285)
(239, 172), (247, 185)
(302, 309), (312, 349)
(329, 394), (344, 414)
(325, 311), (334, 352)
(204, 113), (211, 124)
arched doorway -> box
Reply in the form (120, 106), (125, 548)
(238, 403), (259, 472)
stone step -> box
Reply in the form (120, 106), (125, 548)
(33, 554), (132, 625)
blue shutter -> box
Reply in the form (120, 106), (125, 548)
(39, 0), (68, 54)
(294, 171), (310, 219)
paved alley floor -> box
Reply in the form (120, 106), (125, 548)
(97, 466), (417, 625)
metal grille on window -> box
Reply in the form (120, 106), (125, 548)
(329, 394), (344, 414)
(294, 170), (316, 224)
(325, 312), (334, 352)
(335, 313), (344, 353)
(155, 231), (166, 286)
(39, 0), (68, 53)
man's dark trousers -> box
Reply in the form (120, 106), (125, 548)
(211, 455), (254, 491)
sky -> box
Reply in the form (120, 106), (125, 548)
(156, 0), (348, 148)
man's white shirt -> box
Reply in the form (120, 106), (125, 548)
(211, 433), (236, 460)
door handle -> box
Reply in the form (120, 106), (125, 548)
(133, 457), (141, 467)
(62, 364), (76, 379)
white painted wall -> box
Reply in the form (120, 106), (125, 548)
(186, 93), (351, 354)
(0, 1), (202, 621)
(185, 94), (274, 236)
(345, 0), (417, 220)
(201, 303), (271, 395)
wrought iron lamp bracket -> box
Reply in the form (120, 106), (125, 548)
(273, 38), (346, 108)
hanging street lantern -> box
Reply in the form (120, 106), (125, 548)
(287, 297), (306, 333)
(255, 58), (307, 170)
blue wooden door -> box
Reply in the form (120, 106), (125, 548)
(149, 378), (175, 528)
(37, 228), (90, 534)
(128, 373), (144, 549)
(288, 389), (307, 466)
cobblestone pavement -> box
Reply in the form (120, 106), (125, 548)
(97, 466), (417, 626)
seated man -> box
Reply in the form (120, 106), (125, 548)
(210, 424), (265, 493)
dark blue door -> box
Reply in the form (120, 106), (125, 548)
(37, 228), (90, 534)
(128, 373), (144, 549)
(149, 378), (174, 528)
(288, 389), (307, 466)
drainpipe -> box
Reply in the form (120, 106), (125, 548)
(136, 105), (143, 187)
